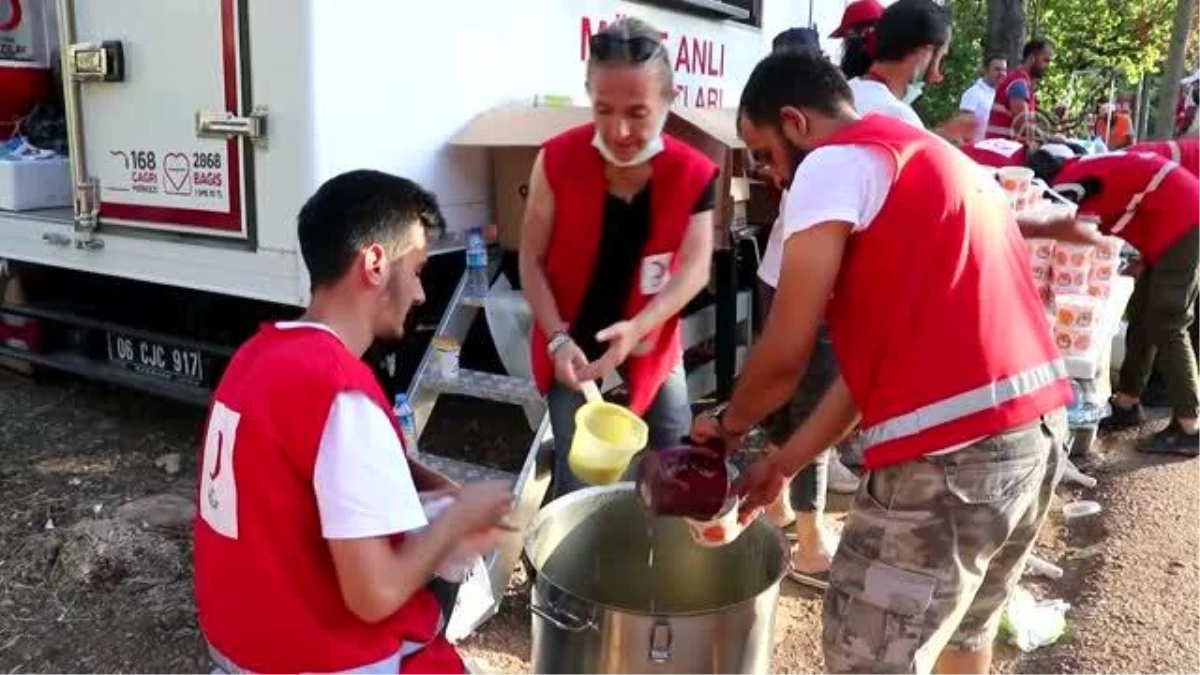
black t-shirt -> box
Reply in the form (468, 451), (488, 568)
(571, 177), (717, 361)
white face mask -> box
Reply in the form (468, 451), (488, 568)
(592, 110), (668, 167)
(902, 82), (926, 105)
(902, 51), (933, 105)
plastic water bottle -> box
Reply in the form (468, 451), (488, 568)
(1066, 379), (1109, 427)
(393, 393), (419, 457)
(465, 227), (489, 299)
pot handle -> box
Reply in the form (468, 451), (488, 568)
(649, 620), (672, 662)
(531, 601), (596, 632)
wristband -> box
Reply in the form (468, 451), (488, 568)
(547, 331), (572, 356)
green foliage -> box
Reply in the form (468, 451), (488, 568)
(916, 0), (988, 125)
(917, 0), (1187, 132)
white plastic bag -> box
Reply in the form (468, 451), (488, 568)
(1000, 586), (1070, 652)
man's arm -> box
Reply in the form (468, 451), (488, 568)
(720, 221), (850, 435)
(1005, 81), (1046, 143)
(1017, 215), (1105, 245)
(630, 209), (714, 339)
(313, 393), (512, 624)
(518, 151), (568, 337)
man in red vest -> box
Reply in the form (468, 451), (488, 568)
(695, 50), (1071, 674)
(520, 17), (718, 497)
(1031, 150), (1200, 456)
(987, 38), (1054, 143)
(1126, 137), (1200, 177)
(194, 170), (515, 674)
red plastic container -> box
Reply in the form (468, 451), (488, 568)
(0, 65), (53, 139)
(636, 443), (733, 521)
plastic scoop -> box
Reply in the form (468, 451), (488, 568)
(567, 381), (648, 485)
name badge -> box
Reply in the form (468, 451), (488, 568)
(640, 253), (672, 295)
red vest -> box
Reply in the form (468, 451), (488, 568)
(1052, 152), (1199, 265)
(194, 324), (446, 673)
(1127, 138), (1200, 177)
(821, 115), (1072, 469)
(532, 124), (717, 414)
(987, 68), (1036, 141)
(960, 138), (1028, 168)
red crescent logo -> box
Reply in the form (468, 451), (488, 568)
(209, 430), (224, 480)
(0, 0), (23, 32)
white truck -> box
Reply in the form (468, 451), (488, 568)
(0, 0), (847, 402)
(0, 0), (848, 636)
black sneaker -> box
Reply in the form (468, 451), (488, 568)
(1099, 402), (1146, 433)
(1139, 421), (1200, 457)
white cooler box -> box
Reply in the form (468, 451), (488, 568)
(0, 157), (72, 211)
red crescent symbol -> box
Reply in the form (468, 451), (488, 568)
(0, 0), (23, 32)
(209, 430), (224, 480)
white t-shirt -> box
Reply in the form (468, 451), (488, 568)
(959, 79), (996, 142)
(757, 190), (787, 288)
(848, 77), (926, 129)
(278, 322), (428, 540)
(780, 145), (895, 241)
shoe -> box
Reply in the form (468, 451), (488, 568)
(1138, 421), (1200, 457)
(1098, 401), (1146, 433)
(827, 456), (860, 494)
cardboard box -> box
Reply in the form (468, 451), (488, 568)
(451, 103), (751, 251)
(450, 104), (593, 251)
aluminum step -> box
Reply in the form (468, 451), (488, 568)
(423, 368), (544, 409)
(444, 415), (555, 642)
(416, 452), (516, 484)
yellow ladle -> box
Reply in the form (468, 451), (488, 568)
(566, 381), (649, 485)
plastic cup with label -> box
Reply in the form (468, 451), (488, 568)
(1054, 294), (1101, 330)
(1050, 267), (1089, 295)
(683, 495), (748, 548)
(1053, 326), (1095, 355)
(999, 166), (1035, 211)
(432, 336), (460, 379)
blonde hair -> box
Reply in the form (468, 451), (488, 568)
(587, 17), (675, 97)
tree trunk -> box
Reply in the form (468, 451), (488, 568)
(986, 0), (1025, 65)
(1154, 0), (1197, 138)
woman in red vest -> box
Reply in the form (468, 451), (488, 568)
(1030, 149), (1200, 456)
(696, 50), (1071, 674)
(519, 17), (718, 497)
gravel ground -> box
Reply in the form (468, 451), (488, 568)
(0, 370), (1196, 673)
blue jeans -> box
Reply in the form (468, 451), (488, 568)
(548, 363), (692, 499)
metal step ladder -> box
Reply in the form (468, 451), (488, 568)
(405, 238), (554, 639)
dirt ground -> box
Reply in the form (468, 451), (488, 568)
(0, 371), (1196, 673)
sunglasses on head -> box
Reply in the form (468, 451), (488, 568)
(589, 34), (663, 63)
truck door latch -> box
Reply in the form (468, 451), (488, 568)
(196, 106), (269, 148)
(69, 41), (125, 83)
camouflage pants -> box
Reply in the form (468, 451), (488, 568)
(822, 411), (1067, 674)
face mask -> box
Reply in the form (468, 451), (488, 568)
(902, 51), (934, 105)
(902, 81), (926, 105)
(592, 110), (668, 167)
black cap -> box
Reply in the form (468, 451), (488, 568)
(772, 27), (823, 55)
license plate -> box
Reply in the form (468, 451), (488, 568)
(106, 331), (204, 385)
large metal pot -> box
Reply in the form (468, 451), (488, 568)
(524, 484), (788, 674)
